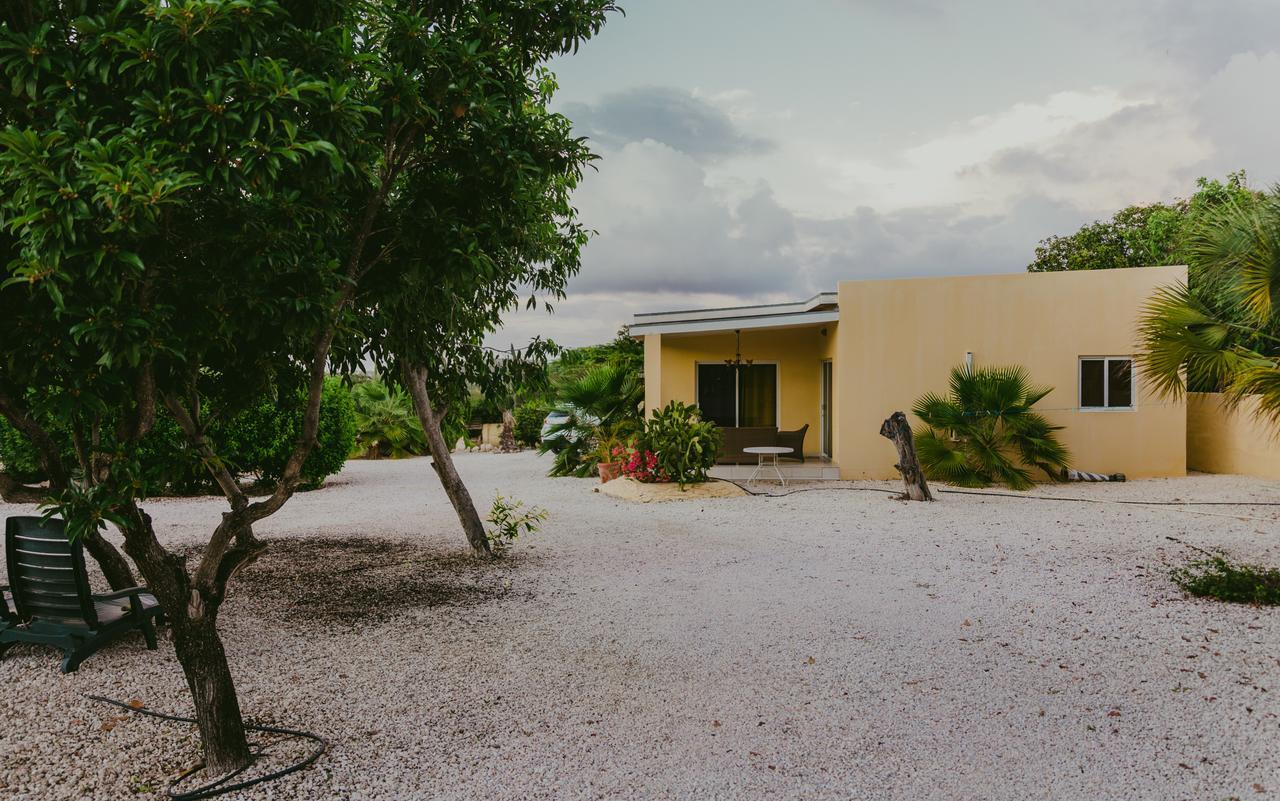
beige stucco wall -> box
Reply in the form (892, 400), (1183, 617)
(834, 265), (1188, 480)
(643, 333), (663, 421)
(1187, 393), (1280, 480)
(643, 325), (834, 457)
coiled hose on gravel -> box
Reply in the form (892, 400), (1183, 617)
(86, 694), (325, 800)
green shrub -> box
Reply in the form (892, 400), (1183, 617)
(641, 400), (722, 489)
(0, 379), (355, 494)
(137, 413), (214, 495)
(299, 377), (356, 487)
(513, 402), (550, 446)
(0, 417), (44, 483)
(440, 402), (472, 452)
(1173, 556), (1280, 605)
(913, 365), (1071, 490)
(485, 492), (548, 555)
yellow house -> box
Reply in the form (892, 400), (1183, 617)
(632, 265), (1189, 481)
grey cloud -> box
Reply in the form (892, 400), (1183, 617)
(976, 148), (1088, 183)
(1129, 0), (1280, 76)
(840, 0), (948, 17)
(562, 136), (1095, 303)
(793, 195), (1088, 292)
(1192, 51), (1280, 185)
(961, 100), (1208, 207)
(562, 86), (774, 161)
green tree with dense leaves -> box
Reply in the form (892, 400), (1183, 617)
(1028, 172), (1259, 274)
(0, 1), (366, 774)
(351, 49), (600, 555)
(550, 328), (644, 387)
(1027, 202), (1184, 273)
(913, 365), (1071, 490)
(0, 0), (616, 777)
(1138, 189), (1280, 428)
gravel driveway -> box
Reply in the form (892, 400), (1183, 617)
(1, 452), (1277, 800)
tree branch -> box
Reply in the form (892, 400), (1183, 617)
(0, 383), (69, 489)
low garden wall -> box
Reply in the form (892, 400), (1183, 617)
(1187, 392), (1280, 480)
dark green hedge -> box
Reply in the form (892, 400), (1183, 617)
(0, 377), (355, 494)
(514, 402), (550, 445)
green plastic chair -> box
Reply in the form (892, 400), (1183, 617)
(0, 516), (163, 673)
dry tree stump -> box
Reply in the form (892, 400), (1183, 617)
(498, 409), (520, 453)
(879, 411), (934, 501)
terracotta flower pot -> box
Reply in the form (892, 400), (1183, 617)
(597, 461), (623, 483)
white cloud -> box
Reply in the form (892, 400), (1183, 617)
(489, 2), (1280, 348)
(1193, 50), (1280, 185)
(831, 89), (1152, 212)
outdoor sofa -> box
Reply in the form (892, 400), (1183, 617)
(716, 424), (809, 464)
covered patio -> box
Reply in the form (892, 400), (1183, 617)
(631, 294), (840, 479)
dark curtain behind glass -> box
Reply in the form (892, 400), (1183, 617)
(696, 364), (736, 427)
(738, 364), (777, 427)
(1080, 359), (1105, 408)
(1108, 359), (1133, 407)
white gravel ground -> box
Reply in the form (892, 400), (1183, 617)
(1, 452), (1278, 800)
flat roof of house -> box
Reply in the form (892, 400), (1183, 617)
(630, 291), (837, 336)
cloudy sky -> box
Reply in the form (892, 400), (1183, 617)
(492, 0), (1280, 348)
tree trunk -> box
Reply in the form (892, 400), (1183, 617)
(402, 365), (492, 557)
(120, 512), (253, 775)
(171, 615), (252, 776)
(82, 528), (138, 591)
(499, 409), (519, 452)
(879, 411), (934, 501)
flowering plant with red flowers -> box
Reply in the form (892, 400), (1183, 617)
(618, 444), (670, 483)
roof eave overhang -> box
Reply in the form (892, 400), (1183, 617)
(629, 309), (840, 337)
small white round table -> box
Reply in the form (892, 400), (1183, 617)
(743, 446), (794, 486)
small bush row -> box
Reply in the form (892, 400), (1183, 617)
(0, 378), (355, 494)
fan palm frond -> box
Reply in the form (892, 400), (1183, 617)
(915, 429), (987, 487)
(1138, 283), (1238, 397)
(540, 362), (644, 476)
(913, 364), (1071, 490)
(1139, 187), (1280, 432)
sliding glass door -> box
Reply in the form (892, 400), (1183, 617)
(695, 364), (737, 427)
(696, 364), (778, 427)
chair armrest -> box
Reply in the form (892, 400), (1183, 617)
(96, 586), (151, 602)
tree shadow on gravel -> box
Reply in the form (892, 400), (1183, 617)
(217, 538), (537, 624)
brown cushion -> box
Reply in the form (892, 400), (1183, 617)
(717, 427), (779, 464)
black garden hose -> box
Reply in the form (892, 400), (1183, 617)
(724, 479), (1280, 506)
(86, 694), (325, 800)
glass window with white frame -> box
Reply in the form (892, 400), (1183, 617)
(1079, 357), (1134, 410)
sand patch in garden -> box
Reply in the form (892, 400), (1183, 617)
(594, 476), (747, 502)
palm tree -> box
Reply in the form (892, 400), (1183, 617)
(351, 379), (428, 459)
(1138, 190), (1280, 427)
(540, 362), (643, 477)
(913, 365), (1071, 490)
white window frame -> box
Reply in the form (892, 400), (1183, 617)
(694, 361), (780, 427)
(1078, 356), (1136, 411)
